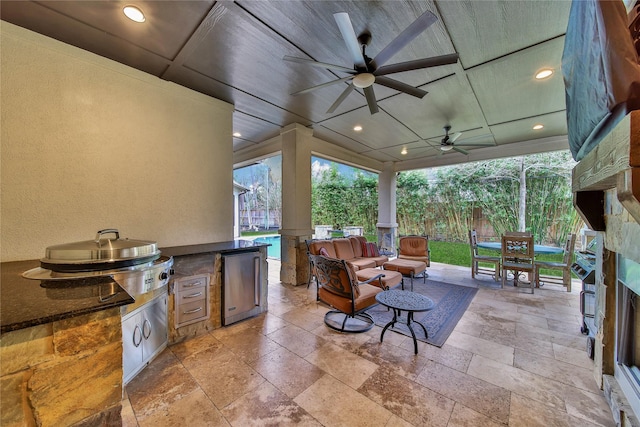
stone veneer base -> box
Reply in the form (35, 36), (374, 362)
(603, 374), (640, 427)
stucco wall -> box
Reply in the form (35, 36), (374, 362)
(1, 22), (234, 261)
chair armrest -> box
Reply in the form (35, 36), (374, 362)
(358, 273), (387, 289)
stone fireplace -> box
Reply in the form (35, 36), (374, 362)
(573, 111), (640, 425)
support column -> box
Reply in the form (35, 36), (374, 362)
(279, 124), (314, 286)
(377, 162), (398, 255)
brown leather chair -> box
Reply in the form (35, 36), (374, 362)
(311, 254), (385, 333)
(398, 235), (430, 267)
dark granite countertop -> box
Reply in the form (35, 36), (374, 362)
(1, 260), (134, 334)
(160, 239), (270, 258)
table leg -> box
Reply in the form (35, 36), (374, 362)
(380, 308), (399, 343)
(405, 313), (419, 354)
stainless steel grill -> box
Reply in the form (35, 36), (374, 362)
(573, 239), (597, 352)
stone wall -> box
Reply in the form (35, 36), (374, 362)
(0, 308), (123, 426)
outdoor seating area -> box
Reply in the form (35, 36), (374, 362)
(306, 236), (402, 293)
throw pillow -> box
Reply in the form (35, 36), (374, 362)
(319, 247), (330, 257)
(361, 242), (380, 257)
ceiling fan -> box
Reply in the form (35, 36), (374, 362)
(439, 125), (494, 155)
(283, 10), (459, 114)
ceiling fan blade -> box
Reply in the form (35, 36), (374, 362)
(370, 10), (438, 69)
(374, 76), (427, 98)
(364, 86), (379, 114)
(374, 53), (459, 76)
(334, 13), (367, 68)
(450, 132), (463, 143)
(283, 56), (356, 73)
(455, 142), (495, 147)
(291, 76), (354, 96)
(453, 146), (469, 155)
(326, 83), (355, 113)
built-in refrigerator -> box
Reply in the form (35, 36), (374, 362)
(222, 250), (263, 325)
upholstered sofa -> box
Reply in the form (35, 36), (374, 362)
(307, 236), (389, 269)
(306, 236), (401, 291)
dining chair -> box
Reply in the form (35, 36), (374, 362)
(504, 231), (532, 237)
(533, 233), (577, 292)
(501, 235), (535, 293)
(468, 230), (501, 281)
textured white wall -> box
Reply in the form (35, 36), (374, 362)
(1, 22), (234, 261)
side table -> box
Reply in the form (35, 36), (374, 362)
(375, 290), (435, 354)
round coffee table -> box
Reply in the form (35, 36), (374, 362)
(375, 290), (435, 354)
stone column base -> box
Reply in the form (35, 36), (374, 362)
(603, 374), (640, 427)
(280, 233), (312, 286)
(377, 226), (397, 256)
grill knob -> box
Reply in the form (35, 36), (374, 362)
(160, 271), (169, 280)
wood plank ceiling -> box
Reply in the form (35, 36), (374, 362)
(0, 1), (572, 171)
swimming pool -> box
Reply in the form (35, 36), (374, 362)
(253, 235), (281, 259)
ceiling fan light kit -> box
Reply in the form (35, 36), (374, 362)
(284, 9), (459, 114)
(352, 73), (375, 88)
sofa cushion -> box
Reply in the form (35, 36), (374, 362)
(309, 240), (336, 258)
(356, 268), (402, 289)
(370, 255), (389, 267)
(348, 236), (366, 257)
(319, 283), (380, 314)
(361, 242), (380, 257)
(348, 257), (377, 270)
(333, 238), (356, 260)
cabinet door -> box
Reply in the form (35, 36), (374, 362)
(141, 295), (167, 362)
(122, 312), (144, 382)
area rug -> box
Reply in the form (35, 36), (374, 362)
(367, 279), (478, 347)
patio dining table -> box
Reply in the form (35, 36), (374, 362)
(476, 241), (563, 255)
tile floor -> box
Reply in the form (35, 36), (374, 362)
(122, 260), (614, 426)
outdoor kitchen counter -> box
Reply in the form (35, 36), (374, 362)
(160, 239), (270, 257)
(0, 259), (134, 333)
(161, 240), (270, 344)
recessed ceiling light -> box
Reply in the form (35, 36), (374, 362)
(401, 147), (407, 155)
(353, 125), (363, 132)
(123, 5), (145, 23)
(533, 124), (544, 130)
(535, 68), (553, 79)
(233, 132), (241, 137)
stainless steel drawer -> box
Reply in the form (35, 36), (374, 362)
(176, 299), (208, 326)
(175, 275), (207, 292)
(176, 288), (206, 303)
(174, 274), (210, 328)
